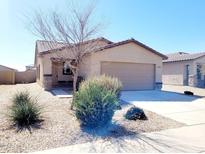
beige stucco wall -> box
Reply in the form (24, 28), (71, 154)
(193, 56), (205, 75)
(39, 39), (110, 77)
(36, 56), (44, 86)
(79, 55), (91, 78)
(42, 55), (52, 74)
(37, 41), (164, 89)
(193, 56), (205, 85)
(39, 53), (90, 80)
(162, 61), (194, 85)
(88, 42), (163, 83)
(194, 56), (205, 64)
(37, 51), (89, 89)
(15, 70), (36, 83)
(37, 53), (64, 89)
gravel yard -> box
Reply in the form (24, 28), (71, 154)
(0, 83), (184, 153)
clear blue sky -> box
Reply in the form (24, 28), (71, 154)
(1, 0), (205, 70)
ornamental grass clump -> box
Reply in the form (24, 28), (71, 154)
(73, 75), (122, 128)
(8, 91), (43, 131)
(95, 75), (122, 98)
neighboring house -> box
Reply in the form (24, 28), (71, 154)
(34, 37), (167, 90)
(163, 52), (205, 88)
(0, 65), (16, 84)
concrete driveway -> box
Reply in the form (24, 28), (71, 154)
(121, 90), (205, 125)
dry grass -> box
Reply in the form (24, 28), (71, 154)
(0, 83), (184, 153)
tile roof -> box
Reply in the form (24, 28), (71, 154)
(36, 40), (69, 53)
(93, 38), (167, 59)
(163, 52), (205, 63)
(36, 37), (167, 59)
(36, 37), (112, 53)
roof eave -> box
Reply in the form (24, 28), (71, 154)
(130, 39), (168, 60)
(36, 38), (168, 60)
(94, 39), (168, 60)
(163, 54), (205, 63)
(163, 59), (193, 63)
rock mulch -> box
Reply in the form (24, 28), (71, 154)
(0, 83), (185, 153)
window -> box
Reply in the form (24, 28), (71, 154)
(63, 63), (73, 75)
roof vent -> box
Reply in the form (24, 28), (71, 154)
(179, 52), (188, 55)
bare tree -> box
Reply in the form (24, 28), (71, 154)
(29, 2), (104, 108)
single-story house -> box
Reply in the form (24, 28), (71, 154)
(162, 52), (205, 88)
(34, 37), (167, 90)
(0, 65), (16, 84)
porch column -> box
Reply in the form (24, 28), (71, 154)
(43, 57), (53, 90)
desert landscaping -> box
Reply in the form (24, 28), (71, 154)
(0, 83), (184, 153)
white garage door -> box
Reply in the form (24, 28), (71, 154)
(101, 62), (155, 90)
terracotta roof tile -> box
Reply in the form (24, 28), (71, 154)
(163, 52), (205, 62)
(93, 38), (167, 59)
(36, 37), (167, 59)
(36, 37), (112, 53)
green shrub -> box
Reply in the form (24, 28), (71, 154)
(88, 75), (122, 98)
(8, 91), (43, 130)
(73, 75), (122, 128)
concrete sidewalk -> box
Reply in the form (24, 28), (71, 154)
(34, 124), (205, 153)
(51, 88), (73, 98)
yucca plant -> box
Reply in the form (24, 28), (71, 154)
(8, 91), (43, 131)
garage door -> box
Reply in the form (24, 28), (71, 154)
(101, 62), (155, 90)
